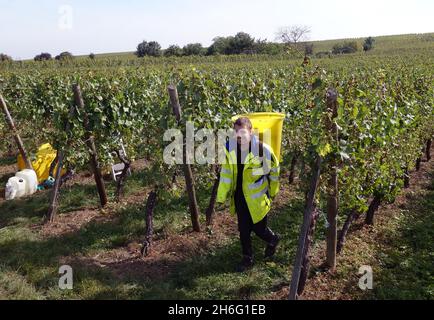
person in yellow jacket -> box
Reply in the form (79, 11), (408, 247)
(217, 117), (281, 272)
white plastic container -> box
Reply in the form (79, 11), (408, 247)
(5, 169), (38, 200)
(16, 169), (38, 195)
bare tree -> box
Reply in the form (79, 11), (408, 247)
(276, 25), (311, 56)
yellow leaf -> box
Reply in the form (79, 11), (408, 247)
(318, 143), (332, 157)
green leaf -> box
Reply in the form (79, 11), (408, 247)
(352, 106), (359, 119)
(312, 78), (322, 90)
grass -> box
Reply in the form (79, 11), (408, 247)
(299, 165), (434, 300)
(0, 157), (16, 166)
(310, 33), (434, 55)
(367, 172), (434, 299)
(0, 162), (309, 299)
(153, 199), (306, 300)
(0, 160), (433, 300)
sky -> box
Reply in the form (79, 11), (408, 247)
(1, 0), (433, 60)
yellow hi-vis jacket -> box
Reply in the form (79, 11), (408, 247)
(216, 135), (281, 224)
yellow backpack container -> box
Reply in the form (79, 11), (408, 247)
(17, 143), (66, 183)
(232, 112), (285, 161)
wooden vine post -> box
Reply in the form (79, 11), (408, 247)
(325, 88), (339, 271)
(296, 206), (320, 295)
(337, 209), (360, 254)
(168, 85), (201, 232)
(141, 188), (158, 257)
(365, 194), (382, 226)
(73, 84), (108, 207)
(47, 104), (76, 223)
(289, 156), (322, 300)
(114, 149), (131, 202)
(0, 94), (33, 169)
(288, 152), (299, 185)
(416, 157), (422, 171)
(205, 164), (221, 227)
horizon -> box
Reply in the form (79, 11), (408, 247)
(52, 31), (434, 59)
(1, 0), (433, 60)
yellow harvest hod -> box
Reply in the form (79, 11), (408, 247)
(231, 112), (285, 161)
(17, 143), (66, 184)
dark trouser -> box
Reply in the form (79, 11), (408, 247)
(236, 203), (277, 258)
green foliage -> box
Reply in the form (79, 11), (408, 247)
(34, 53), (52, 61)
(136, 41), (162, 57)
(229, 32), (256, 54)
(164, 45), (183, 57)
(363, 37), (375, 52)
(0, 50), (433, 236)
(0, 54), (13, 62)
(207, 32), (256, 55)
(207, 37), (232, 55)
(182, 43), (205, 56)
(254, 40), (285, 55)
(332, 41), (359, 54)
(304, 43), (314, 55)
(55, 52), (74, 61)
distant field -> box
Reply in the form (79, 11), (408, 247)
(310, 32), (434, 54)
(1, 32), (431, 72)
(84, 32), (434, 60)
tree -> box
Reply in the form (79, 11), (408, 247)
(0, 53), (12, 62)
(304, 43), (314, 56)
(228, 32), (255, 54)
(164, 45), (183, 57)
(363, 37), (375, 52)
(182, 43), (205, 56)
(89, 53), (96, 60)
(332, 41), (359, 54)
(253, 39), (285, 55)
(34, 53), (52, 61)
(136, 41), (162, 57)
(208, 36), (283, 55)
(315, 51), (332, 59)
(276, 25), (311, 54)
(207, 33), (255, 55)
(207, 36), (232, 55)
(55, 51), (74, 60)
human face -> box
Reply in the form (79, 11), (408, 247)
(234, 124), (252, 147)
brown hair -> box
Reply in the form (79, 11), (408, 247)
(234, 117), (252, 130)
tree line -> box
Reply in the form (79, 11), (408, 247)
(136, 32), (286, 58)
(135, 28), (375, 58)
(0, 27), (376, 62)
